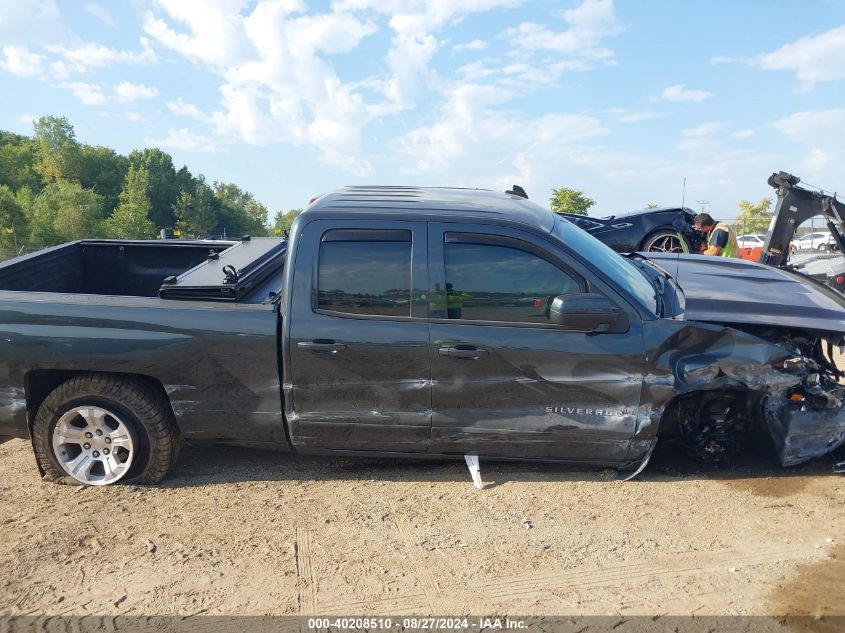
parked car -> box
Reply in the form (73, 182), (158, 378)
(556, 207), (705, 254)
(737, 234), (767, 248)
(791, 232), (834, 252)
(1, 186), (844, 486)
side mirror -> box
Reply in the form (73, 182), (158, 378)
(549, 293), (626, 332)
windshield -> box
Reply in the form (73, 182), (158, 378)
(551, 216), (657, 314)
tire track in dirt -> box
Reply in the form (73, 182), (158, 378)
(319, 543), (824, 613)
(295, 527), (316, 616)
(393, 515), (441, 612)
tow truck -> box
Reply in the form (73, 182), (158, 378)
(752, 171), (845, 294)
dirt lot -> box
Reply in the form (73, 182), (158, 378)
(0, 437), (843, 621)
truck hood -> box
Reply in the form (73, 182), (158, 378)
(643, 253), (845, 333)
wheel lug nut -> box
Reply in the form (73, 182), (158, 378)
(104, 437), (112, 444)
(83, 443), (91, 450)
(103, 448), (110, 455)
(92, 451), (100, 458)
(95, 430), (103, 436)
(85, 432), (93, 439)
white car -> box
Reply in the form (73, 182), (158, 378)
(736, 234), (766, 248)
(790, 232), (835, 252)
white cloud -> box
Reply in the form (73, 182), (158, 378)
(48, 39), (156, 78)
(59, 81), (106, 105)
(730, 129), (755, 140)
(167, 97), (210, 121)
(0, 0), (65, 47)
(83, 2), (115, 27)
(660, 83), (713, 103)
(506, 0), (623, 60)
(682, 122), (724, 137)
(126, 112), (142, 122)
(772, 108), (845, 173)
(19, 113), (34, 125)
(604, 108), (664, 124)
(709, 56), (733, 65)
(142, 0), (255, 67)
(757, 25), (845, 91)
(397, 81), (609, 174)
(454, 39), (488, 52)
(676, 122), (725, 152)
(147, 128), (217, 153)
(0, 45), (45, 77)
(114, 81), (159, 102)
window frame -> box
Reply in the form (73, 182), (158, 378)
(312, 224), (426, 322)
(429, 225), (601, 330)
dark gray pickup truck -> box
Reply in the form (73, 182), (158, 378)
(2, 186), (845, 486)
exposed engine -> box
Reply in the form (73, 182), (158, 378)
(660, 325), (845, 470)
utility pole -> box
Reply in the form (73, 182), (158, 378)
(11, 223), (17, 251)
(695, 200), (711, 214)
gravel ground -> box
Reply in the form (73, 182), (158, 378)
(0, 436), (842, 620)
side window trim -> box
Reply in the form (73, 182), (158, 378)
(444, 231), (586, 290)
(441, 235), (587, 327)
(316, 228), (414, 319)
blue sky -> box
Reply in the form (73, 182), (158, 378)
(2, 0), (844, 221)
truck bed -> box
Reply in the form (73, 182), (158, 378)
(0, 238), (286, 302)
(0, 240), (234, 297)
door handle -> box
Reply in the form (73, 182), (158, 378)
(438, 346), (489, 359)
(298, 340), (347, 353)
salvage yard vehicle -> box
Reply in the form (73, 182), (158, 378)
(556, 206), (705, 254)
(1, 186), (845, 486)
(758, 172), (845, 294)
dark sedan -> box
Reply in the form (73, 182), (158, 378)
(557, 207), (706, 254)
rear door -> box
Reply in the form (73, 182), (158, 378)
(286, 219), (430, 452)
(428, 223), (647, 463)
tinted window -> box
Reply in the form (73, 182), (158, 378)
(552, 216), (657, 314)
(444, 242), (581, 323)
(318, 239), (411, 317)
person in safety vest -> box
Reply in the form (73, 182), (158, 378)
(693, 213), (739, 258)
(445, 283), (471, 319)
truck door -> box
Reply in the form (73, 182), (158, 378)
(428, 223), (646, 463)
(286, 220), (430, 452)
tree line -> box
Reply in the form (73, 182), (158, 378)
(0, 116), (306, 255)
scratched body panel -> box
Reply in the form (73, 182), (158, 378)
(429, 322), (646, 462)
(0, 293), (283, 445)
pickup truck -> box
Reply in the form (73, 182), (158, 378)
(1, 186), (845, 486)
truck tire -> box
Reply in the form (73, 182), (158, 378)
(32, 375), (180, 486)
(641, 230), (688, 254)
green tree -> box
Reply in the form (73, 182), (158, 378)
(29, 180), (105, 245)
(173, 175), (219, 237)
(105, 166), (155, 239)
(127, 148), (178, 229)
(549, 187), (596, 216)
(735, 197), (773, 234)
(646, 203), (659, 209)
(32, 116), (81, 184)
(0, 131), (39, 193)
(213, 181), (269, 236)
(271, 209), (303, 235)
(0, 185), (24, 250)
(79, 145), (129, 215)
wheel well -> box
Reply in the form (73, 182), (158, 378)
(639, 227), (682, 251)
(24, 370), (177, 433)
(657, 388), (748, 464)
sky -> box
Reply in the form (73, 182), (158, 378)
(1, 0), (844, 221)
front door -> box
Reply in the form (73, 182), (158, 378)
(428, 224), (646, 463)
(287, 220), (430, 452)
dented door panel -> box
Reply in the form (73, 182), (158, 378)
(429, 322), (647, 462)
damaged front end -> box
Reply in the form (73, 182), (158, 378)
(655, 325), (845, 471)
(760, 334), (845, 466)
